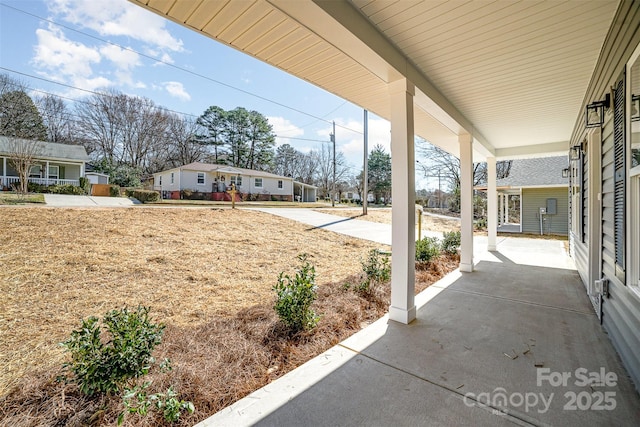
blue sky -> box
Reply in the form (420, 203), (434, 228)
(0, 0), (436, 188)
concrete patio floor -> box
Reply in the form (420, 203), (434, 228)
(200, 233), (640, 427)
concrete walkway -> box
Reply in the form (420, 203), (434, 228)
(44, 194), (138, 207)
(252, 208), (441, 246)
(200, 211), (640, 427)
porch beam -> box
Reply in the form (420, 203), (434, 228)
(388, 78), (416, 324)
(487, 156), (497, 251)
(459, 133), (474, 272)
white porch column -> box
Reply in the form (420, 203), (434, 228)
(498, 194), (503, 225)
(2, 157), (6, 188)
(504, 194), (509, 224)
(459, 133), (474, 272)
(389, 78), (416, 324)
(45, 160), (50, 185)
(487, 156), (497, 251)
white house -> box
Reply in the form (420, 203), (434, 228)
(0, 136), (89, 190)
(153, 162), (317, 202)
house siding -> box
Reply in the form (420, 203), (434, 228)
(569, 0), (640, 391)
(521, 188), (568, 235)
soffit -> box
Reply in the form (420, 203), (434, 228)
(132, 0), (619, 159)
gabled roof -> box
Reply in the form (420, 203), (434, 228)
(0, 136), (89, 162)
(159, 162), (295, 181)
(478, 156), (569, 189)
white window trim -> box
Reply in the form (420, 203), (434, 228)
(170, 172), (174, 184)
(159, 175), (162, 186)
(278, 180), (283, 189)
(629, 165), (640, 297)
(254, 177), (263, 188)
(197, 172), (205, 185)
(231, 176), (243, 187)
(627, 42), (640, 300)
(48, 165), (59, 179)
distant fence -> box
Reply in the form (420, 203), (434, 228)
(91, 184), (111, 197)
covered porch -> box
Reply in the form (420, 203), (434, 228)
(202, 236), (640, 426)
(0, 157), (84, 190)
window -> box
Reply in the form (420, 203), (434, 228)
(230, 176), (242, 187)
(159, 175), (162, 186)
(278, 180), (283, 189)
(29, 165), (41, 178)
(254, 178), (263, 188)
(197, 172), (205, 185)
(48, 166), (59, 180)
(170, 173), (174, 184)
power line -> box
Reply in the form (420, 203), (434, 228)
(0, 2), (364, 136)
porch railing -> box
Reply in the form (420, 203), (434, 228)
(1, 176), (80, 188)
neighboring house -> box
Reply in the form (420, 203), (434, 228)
(153, 162), (317, 202)
(476, 156), (569, 235)
(0, 136), (89, 190)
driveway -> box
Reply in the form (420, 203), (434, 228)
(44, 194), (138, 207)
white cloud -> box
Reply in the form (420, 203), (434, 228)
(99, 44), (141, 70)
(49, 0), (184, 54)
(33, 26), (101, 79)
(267, 116), (304, 146)
(163, 81), (190, 101)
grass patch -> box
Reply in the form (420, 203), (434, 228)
(0, 192), (45, 205)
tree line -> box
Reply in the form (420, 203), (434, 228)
(0, 73), (377, 195)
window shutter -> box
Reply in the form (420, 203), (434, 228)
(613, 74), (626, 282)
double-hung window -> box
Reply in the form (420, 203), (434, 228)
(628, 45), (640, 291)
(197, 172), (205, 185)
(254, 178), (263, 188)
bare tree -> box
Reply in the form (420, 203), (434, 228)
(313, 144), (349, 198)
(416, 139), (511, 189)
(164, 114), (204, 168)
(36, 94), (74, 144)
(7, 137), (42, 194)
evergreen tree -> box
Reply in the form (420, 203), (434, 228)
(0, 90), (47, 140)
(368, 144), (392, 204)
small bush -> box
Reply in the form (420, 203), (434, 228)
(48, 184), (85, 195)
(356, 249), (390, 296)
(110, 185), (121, 197)
(79, 177), (90, 194)
(60, 306), (165, 396)
(127, 189), (160, 203)
(120, 382), (195, 425)
(273, 254), (319, 332)
(415, 237), (441, 262)
(441, 230), (461, 254)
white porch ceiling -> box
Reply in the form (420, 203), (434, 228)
(130, 0), (619, 160)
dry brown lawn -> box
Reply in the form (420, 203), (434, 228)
(316, 207), (461, 233)
(0, 206), (458, 426)
(0, 208), (382, 394)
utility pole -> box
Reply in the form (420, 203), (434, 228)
(363, 110), (368, 215)
(331, 120), (336, 207)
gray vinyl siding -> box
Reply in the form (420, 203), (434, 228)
(569, 0), (640, 391)
(521, 188), (568, 235)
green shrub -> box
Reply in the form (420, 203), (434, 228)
(61, 306), (165, 396)
(127, 189), (160, 203)
(415, 236), (441, 262)
(79, 177), (90, 194)
(48, 184), (85, 195)
(356, 249), (390, 296)
(120, 382), (195, 425)
(441, 230), (461, 254)
(110, 185), (121, 197)
(273, 254), (319, 332)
